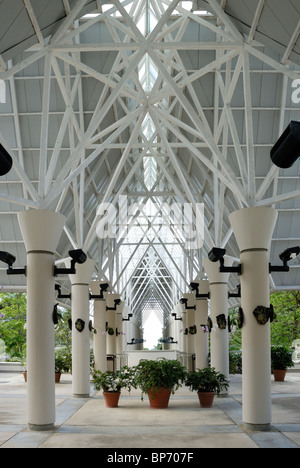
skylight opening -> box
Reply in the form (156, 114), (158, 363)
(138, 54), (158, 92)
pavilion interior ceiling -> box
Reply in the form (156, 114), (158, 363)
(0, 0), (300, 326)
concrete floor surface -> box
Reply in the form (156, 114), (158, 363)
(0, 371), (299, 449)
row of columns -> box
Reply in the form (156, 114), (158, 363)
(165, 286), (210, 372)
(165, 206), (278, 431)
(18, 205), (278, 432)
(17, 209), (137, 431)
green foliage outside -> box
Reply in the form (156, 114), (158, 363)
(0, 293), (72, 364)
(228, 290), (300, 373)
(0, 293), (27, 359)
(0, 290), (299, 371)
(270, 291), (300, 347)
(229, 290), (300, 349)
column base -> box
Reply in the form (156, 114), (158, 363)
(243, 422), (271, 432)
(73, 393), (90, 398)
(29, 423), (55, 432)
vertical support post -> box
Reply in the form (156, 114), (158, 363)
(195, 280), (210, 369)
(106, 294), (119, 356)
(18, 209), (66, 431)
(116, 302), (125, 366)
(68, 258), (95, 398)
(90, 281), (107, 373)
(203, 258), (233, 390)
(182, 293), (196, 371)
(230, 206), (278, 431)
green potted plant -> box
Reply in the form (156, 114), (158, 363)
(23, 348), (71, 383)
(185, 367), (229, 408)
(271, 345), (294, 382)
(55, 348), (71, 383)
(92, 366), (136, 407)
(134, 358), (187, 408)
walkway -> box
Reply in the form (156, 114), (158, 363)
(0, 370), (300, 449)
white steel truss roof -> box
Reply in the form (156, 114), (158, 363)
(0, 0), (300, 325)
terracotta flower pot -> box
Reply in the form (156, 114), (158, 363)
(197, 391), (215, 408)
(24, 371), (62, 383)
(55, 372), (61, 383)
(103, 391), (121, 408)
(273, 369), (287, 382)
(147, 387), (172, 409)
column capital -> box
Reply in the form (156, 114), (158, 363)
(106, 293), (121, 308)
(90, 280), (111, 300)
(67, 258), (95, 285)
(18, 209), (66, 253)
(229, 206), (278, 252)
(192, 279), (210, 295)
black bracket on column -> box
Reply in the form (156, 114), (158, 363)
(122, 314), (133, 321)
(54, 249), (87, 277)
(228, 284), (241, 298)
(171, 313), (182, 321)
(106, 299), (121, 311)
(0, 251), (26, 275)
(89, 282), (109, 300)
(189, 282), (210, 299)
(208, 248), (241, 275)
(270, 247), (300, 273)
(55, 284), (71, 299)
(179, 298), (196, 310)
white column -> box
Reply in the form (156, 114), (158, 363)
(68, 259), (95, 398)
(183, 293), (196, 371)
(122, 307), (131, 352)
(203, 257), (233, 388)
(164, 318), (171, 350)
(175, 304), (184, 352)
(106, 294), (119, 355)
(195, 280), (210, 369)
(90, 281), (107, 373)
(169, 314), (176, 348)
(116, 302), (125, 361)
(179, 303), (187, 354)
(18, 209), (66, 431)
(230, 206), (277, 431)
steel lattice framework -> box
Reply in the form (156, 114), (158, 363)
(0, 0), (300, 327)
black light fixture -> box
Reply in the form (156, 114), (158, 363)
(106, 298), (121, 311)
(208, 247), (241, 275)
(55, 284), (71, 299)
(0, 143), (13, 176)
(228, 284), (241, 299)
(269, 246), (300, 273)
(179, 297), (196, 311)
(189, 281), (210, 299)
(171, 313), (182, 321)
(54, 249), (87, 276)
(0, 251), (26, 275)
(90, 282), (109, 300)
(127, 338), (146, 345)
(52, 303), (60, 325)
(160, 337), (178, 344)
(270, 121), (300, 169)
(122, 313), (133, 322)
(89, 320), (97, 334)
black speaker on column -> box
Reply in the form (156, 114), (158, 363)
(271, 121), (300, 169)
(0, 143), (12, 176)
